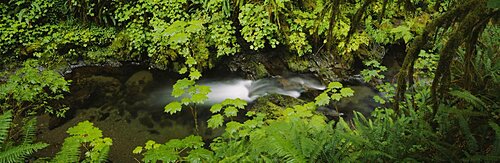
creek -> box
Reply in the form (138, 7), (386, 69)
(35, 65), (378, 162)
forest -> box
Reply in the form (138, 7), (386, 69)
(0, 0), (499, 162)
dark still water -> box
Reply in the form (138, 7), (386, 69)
(36, 66), (222, 163)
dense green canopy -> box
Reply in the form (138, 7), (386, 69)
(0, 0), (499, 162)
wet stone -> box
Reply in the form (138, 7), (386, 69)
(139, 116), (154, 128)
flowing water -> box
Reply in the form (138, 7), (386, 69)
(159, 75), (327, 106)
(36, 66), (332, 162)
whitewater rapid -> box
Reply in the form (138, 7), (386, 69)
(199, 75), (326, 105)
(154, 75), (326, 107)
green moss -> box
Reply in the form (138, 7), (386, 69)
(252, 94), (304, 110)
(254, 62), (269, 79)
(287, 56), (310, 72)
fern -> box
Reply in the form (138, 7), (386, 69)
(51, 137), (81, 163)
(462, 155), (500, 162)
(0, 111), (48, 163)
(135, 135), (210, 162)
(95, 145), (110, 163)
(51, 121), (112, 163)
(449, 90), (487, 109)
(22, 118), (37, 145)
(457, 115), (479, 153)
(489, 122), (500, 156)
(249, 118), (329, 162)
(0, 143), (48, 163)
(0, 110), (13, 143)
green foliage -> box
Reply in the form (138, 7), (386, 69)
(315, 82), (354, 106)
(449, 89), (487, 109)
(21, 118), (37, 145)
(285, 10), (316, 56)
(487, 0), (500, 8)
(414, 50), (439, 78)
(207, 98), (247, 128)
(0, 143), (49, 163)
(449, 24), (499, 118)
(360, 60), (387, 83)
(490, 122), (500, 156)
(435, 104), (500, 162)
(164, 78), (211, 114)
(0, 60), (70, 117)
(360, 59), (396, 105)
(1, 1), (499, 162)
(197, 101), (330, 162)
(133, 135), (213, 163)
(0, 0), (442, 67)
(0, 111), (48, 163)
(0, 111), (12, 143)
(51, 137), (82, 163)
(239, 3), (280, 50)
(52, 121), (112, 163)
(67, 0), (119, 26)
(245, 118), (330, 162)
(205, 0), (240, 57)
(287, 32), (312, 56)
(390, 25), (414, 44)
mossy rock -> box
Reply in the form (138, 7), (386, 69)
(250, 94), (305, 116)
(286, 56), (310, 72)
(254, 62), (269, 79)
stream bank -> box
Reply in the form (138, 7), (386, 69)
(34, 44), (402, 162)
(36, 65), (223, 162)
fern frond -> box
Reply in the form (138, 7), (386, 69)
(0, 142), (48, 163)
(22, 118), (37, 145)
(359, 150), (395, 160)
(441, 106), (488, 117)
(0, 111), (13, 144)
(428, 141), (458, 162)
(449, 90), (487, 109)
(489, 122), (500, 156)
(51, 137), (81, 163)
(95, 146), (110, 163)
(462, 155), (500, 162)
(457, 115), (478, 153)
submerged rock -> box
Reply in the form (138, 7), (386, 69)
(335, 86), (380, 119)
(316, 106), (344, 117)
(125, 70), (154, 98)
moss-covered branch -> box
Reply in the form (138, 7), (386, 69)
(393, 0), (480, 114)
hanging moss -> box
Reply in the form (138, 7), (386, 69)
(346, 0), (375, 44)
(431, 2), (493, 115)
(393, 0), (481, 114)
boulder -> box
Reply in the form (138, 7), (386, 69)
(124, 70), (154, 101)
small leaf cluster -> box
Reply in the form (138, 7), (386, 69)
(360, 60), (395, 105)
(133, 135), (213, 163)
(314, 82), (355, 106)
(288, 32), (312, 56)
(34, 23), (117, 63)
(207, 98), (247, 128)
(0, 0), (57, 54)
(164, 78), (211, 114)
(360, 60), (387, 83)
(414, 50), (439, 78)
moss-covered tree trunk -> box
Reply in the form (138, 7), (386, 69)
(393, 0), (487, 115)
